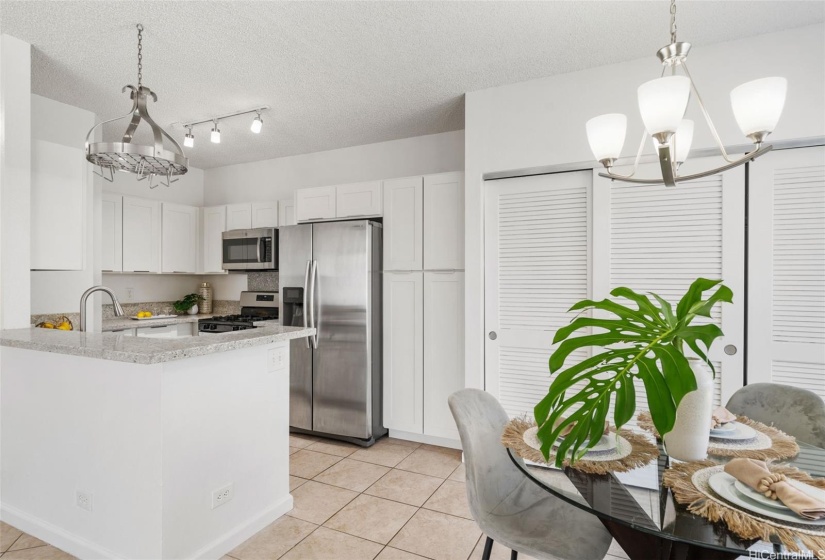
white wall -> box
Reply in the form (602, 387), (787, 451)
(203, 130), (464, 205)
(463, 24), (825, 390)
(30, 95), (100, 322)
(0, 35), (32, 329)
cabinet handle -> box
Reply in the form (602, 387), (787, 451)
(385, 270), (415, 274)
(428, 269), (457, 274)
(102, 269), (114, 272)
(133, 270), (150, 273)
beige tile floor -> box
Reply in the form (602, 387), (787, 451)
(0, 435), (630, 560)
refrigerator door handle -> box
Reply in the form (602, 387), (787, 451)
(303, 260), (311, 349)
(309, 260), (319, 349)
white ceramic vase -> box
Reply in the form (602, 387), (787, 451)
(187, 304), (199, 315)
(663, 357), (713, 462)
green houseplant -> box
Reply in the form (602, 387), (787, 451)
(534, 278), (732, 467)
(173, 293), (204, 315)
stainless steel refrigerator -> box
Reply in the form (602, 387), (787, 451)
(279, 220), (386, 446)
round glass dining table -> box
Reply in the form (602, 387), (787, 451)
(508, 441), (825, 560)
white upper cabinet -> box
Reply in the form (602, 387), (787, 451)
(383, 176), (424, 271)
(202, 206), (226, 274)
(279, 196), (296, 227)
(251, 201), (279, 228)
(226, 204), (253, 230)
(101, 193), (123, 272)
(336, 181), (383, 218)
(296, 185), (336, 222)
(424, 172), (464, 270)
(423, 271), (464, 440)
(122, 197), (161, 273)
(31, 140), (85, 270)
(161, 203), (198, 273)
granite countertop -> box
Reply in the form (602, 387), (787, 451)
(0, 325), (315, 365)
(102, 314), (208, 331)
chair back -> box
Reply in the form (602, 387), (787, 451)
(448, 388), (528, 520)
(726, 383), (825, 448)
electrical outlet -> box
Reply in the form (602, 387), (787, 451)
(267, 347), (287, 372)
(76, 490), (93, 512)
(211, 483), (233, 509)
(125, 288), (134, 301)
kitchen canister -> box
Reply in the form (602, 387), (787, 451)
(199, 282), (213, 314)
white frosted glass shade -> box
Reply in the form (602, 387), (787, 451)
(637, 76), (691, 136)
(183, 133), (194, 148)
(211, 128), (221, 144)
(673, 119), (694, 163)
(251, 116), (263, 134)
(730, 77), (787, 137)
(586, 113), (627, 161)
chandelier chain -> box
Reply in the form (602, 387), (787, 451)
(670, 0), (677, 44)
(136, 23), (143, 87)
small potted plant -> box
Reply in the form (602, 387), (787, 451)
(173, 293), (204, 315)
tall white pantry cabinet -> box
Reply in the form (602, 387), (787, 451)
(383, 172), (465, 445)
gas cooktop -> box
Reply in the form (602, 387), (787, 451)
(198, 291), (279, 334)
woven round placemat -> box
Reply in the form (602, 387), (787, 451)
(637, 411), (800, 461)
(663, 460), (825, 559)
(501, 417), (658, 474)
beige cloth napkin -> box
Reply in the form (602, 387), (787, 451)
(554, 417), (609, 439)
(724, 458), (825, 520)
(712, 406), (737, 428)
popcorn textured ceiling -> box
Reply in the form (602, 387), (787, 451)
(2, 1), (822, 169)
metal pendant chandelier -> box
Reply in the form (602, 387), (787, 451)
(586, 0), (787, 187)
(85, 24), (188, 188)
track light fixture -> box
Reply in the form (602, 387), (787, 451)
(184, 126), (195, 148)
(174, 106), (269, 149)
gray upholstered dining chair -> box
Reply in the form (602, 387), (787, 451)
(448, 388), (612, 560)
(726, 382), (825, 448)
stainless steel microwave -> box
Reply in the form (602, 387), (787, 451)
(222, 228), (278, 271)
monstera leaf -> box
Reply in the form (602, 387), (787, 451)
(534, 278), (732, 467)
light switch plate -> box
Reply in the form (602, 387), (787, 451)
(267, 347), (287, 372)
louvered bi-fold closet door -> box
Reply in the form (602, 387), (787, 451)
(592, 158), (745, 423)
(748, 146), (825, 400)
(484, 171), (591, 417)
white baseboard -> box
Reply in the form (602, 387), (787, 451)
(192, 494), (293, 560)
(388, 430), (462, 450)
(1, 502), (121, 560)
(1, 494), (294, 560)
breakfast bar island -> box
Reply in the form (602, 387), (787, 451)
(0, 324), (314, 560)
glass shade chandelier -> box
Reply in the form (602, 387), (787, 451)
(586, 0), (787, 187)
(85, 24), (188, 189)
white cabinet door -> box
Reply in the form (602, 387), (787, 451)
(279, 196), (296, 226)
(122, 197), (161, 273)
(383, 271), (424, 434)
(101, 193), (123, 272)
(226, 204), (253, 230)
(202, 206), (226, 274)
(296, 186), (336, 222)
(336, 181), (383, 218)
(383, 177), (423, 270)
(424, 172), (464, 270)
(251, 201), (279, 228)
(423, 271), (464, 440)
(161, 203), (198, 273)
(31, 140), (85, 270)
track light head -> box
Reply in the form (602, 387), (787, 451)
(251, 112), (263, 134)
(184, 126), (194, 148)
(211, 121), (221, 144)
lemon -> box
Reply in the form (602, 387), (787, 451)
(144, 311), (153, 318)
(56, 322), (72, 331)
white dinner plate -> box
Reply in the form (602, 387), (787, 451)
(553, 433), (617, 453)
(710, 422), (737, 435)
(733, 479), (825, 512)
(707, 472), (825, 526)
(709, 422), (757, 441)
